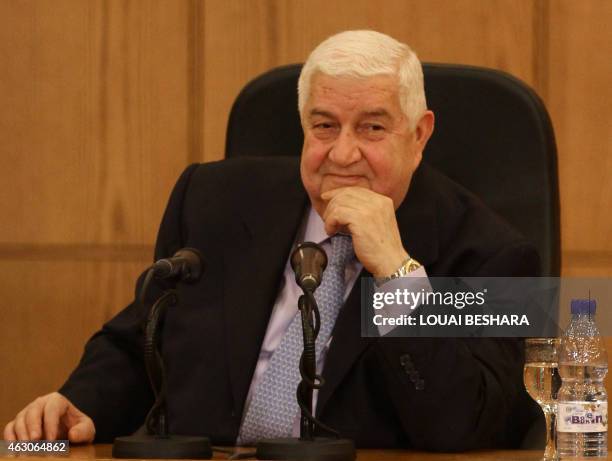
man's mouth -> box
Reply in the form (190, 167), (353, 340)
(325, 174), (365, 185)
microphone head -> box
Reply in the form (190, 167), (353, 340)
(173, 248), (204, 283)
(291, 242), (327, 292)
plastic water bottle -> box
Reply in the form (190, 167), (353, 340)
(557, 299), (608, 458)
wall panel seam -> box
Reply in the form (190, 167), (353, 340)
(0, 243), (153, 262)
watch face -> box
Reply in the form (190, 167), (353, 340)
(404, 259), (421, 273)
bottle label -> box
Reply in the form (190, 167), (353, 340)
(557, 402), (608, 432)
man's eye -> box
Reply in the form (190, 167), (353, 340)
(359, 124), (386, 139)
(311, 122), (338, 140)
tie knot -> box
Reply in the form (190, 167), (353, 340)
(329, 234), (354, 268)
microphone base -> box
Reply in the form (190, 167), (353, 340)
(112, 434), (212, 459)
(256, 437), (355, 461)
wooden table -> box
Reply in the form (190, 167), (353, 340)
(0, 443), (590, 461)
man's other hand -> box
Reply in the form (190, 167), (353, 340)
(3, 392), (95, 443)
(321, 187), (409, 277)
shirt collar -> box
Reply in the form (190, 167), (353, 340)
(302, 206), (329, 245)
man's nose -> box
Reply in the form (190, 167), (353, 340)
(328, 128), (362, 165)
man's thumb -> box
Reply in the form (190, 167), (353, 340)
(67, 420), (94, 443)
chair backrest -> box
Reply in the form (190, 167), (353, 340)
(225, 63), (560, 276)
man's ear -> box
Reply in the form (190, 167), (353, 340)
(415, 110), (435, 152)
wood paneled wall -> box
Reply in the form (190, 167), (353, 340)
(1, 0), (611, 430)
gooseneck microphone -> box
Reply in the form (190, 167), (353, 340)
(113, 246), (212, 459)
(258, 241), (355, 460)
(152, 248), (204, 282)
(290, 242), (328, 292)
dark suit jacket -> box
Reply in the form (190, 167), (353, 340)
(60, 156), (541, 451)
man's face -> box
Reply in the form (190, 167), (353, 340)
(300, 72), (432, 217)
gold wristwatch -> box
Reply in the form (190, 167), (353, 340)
(375, 255), (422, 287)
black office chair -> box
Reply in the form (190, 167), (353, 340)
(225, 63), (560, 276)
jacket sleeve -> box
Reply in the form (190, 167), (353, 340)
(377, 240), (542, 451)
(58, 163), (199, 442)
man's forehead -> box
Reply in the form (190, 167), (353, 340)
(308, 107), (393, 120)
(306, 73), (401, 116)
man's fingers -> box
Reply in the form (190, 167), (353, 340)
(323, 192), (373, 227)
(328, 192), (390, 218)
(67, 418), (95, 444)
(324, 204), (355, 234)
(3, 421), (16, 441)
(321, 187), (349, 201)
(3, 393), (88, 443)
(14, 410), (31, 440)
(323, 212), (341, 236)
(24, 402), (44, 439)
(42, 396), (68, 440)
(321, 186), (380, 204)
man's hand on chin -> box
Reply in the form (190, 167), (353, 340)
(321, 187), (408, 278)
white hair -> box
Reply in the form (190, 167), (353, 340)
(298, 30), (427, 130)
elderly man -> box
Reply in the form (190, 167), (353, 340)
(4, 30), (539, 451)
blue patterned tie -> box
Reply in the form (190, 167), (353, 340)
(238, 234), (354, 444)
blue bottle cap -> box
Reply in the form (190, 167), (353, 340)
(570, 299), (596, 315)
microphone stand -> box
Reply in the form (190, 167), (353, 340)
(255, 243), (355, 461)
(298, 291), (318, 440)
(113, 264), (212, 459)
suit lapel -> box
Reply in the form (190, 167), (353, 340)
(316, 272), (370, 417)
(223, 158), (308, 417)
(317, 163), (439, 416)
